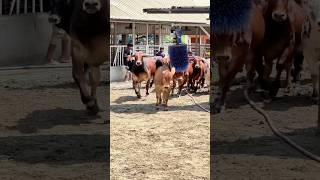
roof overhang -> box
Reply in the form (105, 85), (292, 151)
(143, 6), (209, 14)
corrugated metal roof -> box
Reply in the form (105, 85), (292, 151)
(111, 0), (209, 24)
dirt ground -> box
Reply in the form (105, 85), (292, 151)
(110, 81), (210, 179)
(0, 65), (108, 180)
(212, 63), (320, 179)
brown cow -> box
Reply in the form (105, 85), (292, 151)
(254, 0), (306, 96)
(50, 0), (109, 115)
(188, 56), (206, 93)
(154, 64), (176, 111)
(131, 51), (157, 98)
(212, 0), (265, 113)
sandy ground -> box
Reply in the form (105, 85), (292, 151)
(0, 65), (108, 180)
(110, 81), (210, 179)
(211, 63), (320, 179)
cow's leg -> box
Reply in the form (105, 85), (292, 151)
(271, 46), (294, 97)
(172, 78), (176, 96)
(132, 79), (141, 98)
(155, 87), (161, 110)
(245, 50), (257, 92)
(284, 60), (293, 94)
(163, 89), (170, 111)
(304, 51), (319, 102)
(292, 49), (304, 83)
(88, 65), (101, 115)
(179, 74), (188, 96)
(146, 79), (150, 96)
(214, 47), (247, 113)
(72, 61), (92, 111)
(149, 76), (154, 88)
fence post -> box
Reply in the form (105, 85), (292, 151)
(24, 0), (27, 13)
(39, 0), (43, 12)
(32, 0), (35, 13)
(9, 0), (16, 15)
(16, 0), (20, 15)
(0, 0), (2, 15)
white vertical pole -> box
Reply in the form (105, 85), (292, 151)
(132, 23), (136, 51)
(198, 27), (201, 56)
(146, 23), (149, 55)
(24, 0), (27, 14)
(16, 0), (20, 15)
(0, 0), (2, 15)
(39, 0), (43, 12)
(10, 0), (16, 15)
(32, 0), (35, 13)
(159, 25), (162, 47)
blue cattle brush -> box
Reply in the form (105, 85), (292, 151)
(211, 0), (252, 34)
(168, 45), (189, 72)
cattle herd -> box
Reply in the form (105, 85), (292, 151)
(212, 0), (320, 113)
(128, 51), (210, 110)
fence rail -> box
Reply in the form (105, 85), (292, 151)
(0, 0), (46, 16)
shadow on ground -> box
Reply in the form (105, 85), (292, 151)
(212, 127), (320, 161)
(0, 134), (109, 165)
(7, 108), (101, 134)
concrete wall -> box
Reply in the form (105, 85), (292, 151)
(0, 14), (56, 67)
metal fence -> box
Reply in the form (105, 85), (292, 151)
(0, 0), (49, 16)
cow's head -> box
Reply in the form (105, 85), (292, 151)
(193, 57), (202, 69)
(134, 51), (144, 66)
(82, 0), (103, 14)
(269, 0), (289, 22)
(162, 67), (176, 89)
(49, 0), (71, 24)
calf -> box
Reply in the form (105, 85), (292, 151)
(50, 0), (108, 115)
(154, 64), (176, 111)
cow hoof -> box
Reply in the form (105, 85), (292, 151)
(87, 103), (99, 116)
(137, 95), (142, 99)
(312, 97), (318, 104)
(164, 107), (168, 111)
(146, 93), (149, 96)
(269, 80), (280, 97)
(212, 106), (221, 114)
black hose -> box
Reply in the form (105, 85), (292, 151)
(244, 89), (320, 163)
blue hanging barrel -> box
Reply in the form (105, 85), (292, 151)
(168, 45), (189, 72)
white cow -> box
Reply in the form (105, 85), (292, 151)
(300, 0), (320, 101)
